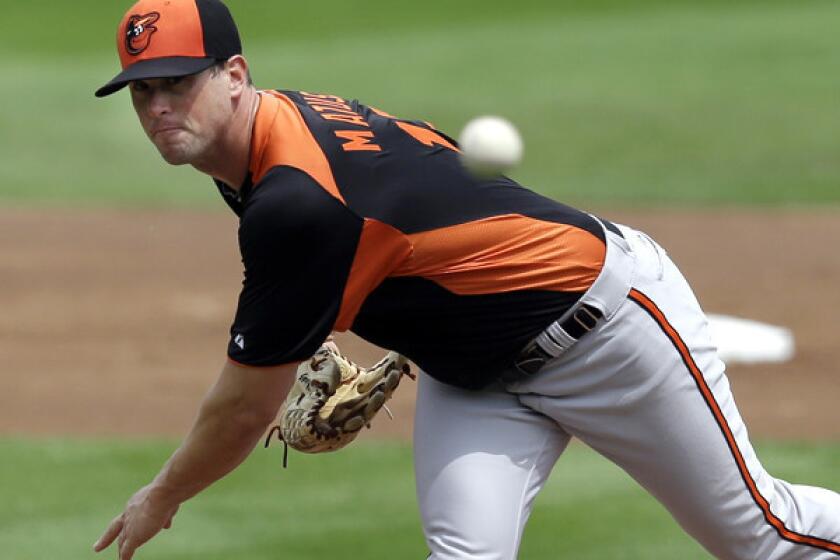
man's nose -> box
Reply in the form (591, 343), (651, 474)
(147, 89), (172, 117)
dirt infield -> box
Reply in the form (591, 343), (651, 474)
(1, 207), (838, 441)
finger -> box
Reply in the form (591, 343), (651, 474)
(93, 515), (124, 552)
(119, 537), (136, 560)
(322, 336), (339, 353)
(164, 504), (179, 529)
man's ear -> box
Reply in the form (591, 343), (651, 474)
(227, 55), (251, 97)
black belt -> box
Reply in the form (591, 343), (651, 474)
(509, 304), (603, 378)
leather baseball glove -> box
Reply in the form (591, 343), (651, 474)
(265, 345), (413, 461)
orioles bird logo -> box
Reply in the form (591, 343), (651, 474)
(125, 12), (160, 55)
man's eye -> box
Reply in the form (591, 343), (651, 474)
(165, 77), (184, 86)
(131, 81), (149, 92)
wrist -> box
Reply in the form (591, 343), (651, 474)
(145, 479), (185, 510)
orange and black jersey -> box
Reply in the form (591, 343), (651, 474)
(216, 90), (611, 389)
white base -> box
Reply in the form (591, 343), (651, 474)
(706, 314), (795, 365)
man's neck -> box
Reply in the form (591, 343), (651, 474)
(193, 87), (260, 189)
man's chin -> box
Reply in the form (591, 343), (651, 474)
(157, 148), (192, 166)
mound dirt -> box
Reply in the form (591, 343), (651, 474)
(1, 207), (838, 440)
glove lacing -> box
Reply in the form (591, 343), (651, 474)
(264, 425), (289, 469)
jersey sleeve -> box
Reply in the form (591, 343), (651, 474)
(227, 166), (363, 366)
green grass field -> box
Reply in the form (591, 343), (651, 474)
(2, 438), (839, 560)
(1, 0), (839, 207)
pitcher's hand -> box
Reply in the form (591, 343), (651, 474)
(94, 484), (179, 560)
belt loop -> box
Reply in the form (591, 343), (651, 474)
(508, 217), (636, 382)
(510, 304), (603, 380)
(573, 305), (600, 332)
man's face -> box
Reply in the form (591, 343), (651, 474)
(129, 67), (232, 166)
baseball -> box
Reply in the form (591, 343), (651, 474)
(458, 115), (523, 177)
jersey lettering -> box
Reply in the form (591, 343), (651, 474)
(322, 113), (369, 126)
(301, 91), (370, 128)
(335, 130), (382, 152)
(301, 92), (345, 103)
(311, 105), (357, 115)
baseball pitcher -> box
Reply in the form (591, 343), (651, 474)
(93, 1), (840, 559)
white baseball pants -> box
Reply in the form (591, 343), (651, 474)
(414, 225), (840, 559)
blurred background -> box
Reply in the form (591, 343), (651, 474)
(4, 0), (840, 207)
(1, 1), (838, 558)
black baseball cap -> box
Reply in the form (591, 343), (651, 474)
(95, 0), (241, 97)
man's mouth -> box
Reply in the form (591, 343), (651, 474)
(152, 125), (183, 138)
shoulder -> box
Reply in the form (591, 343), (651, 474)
(244, 166), (352, 222)
(249, 91), (347, 203)
(238, 166), (362, 255)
